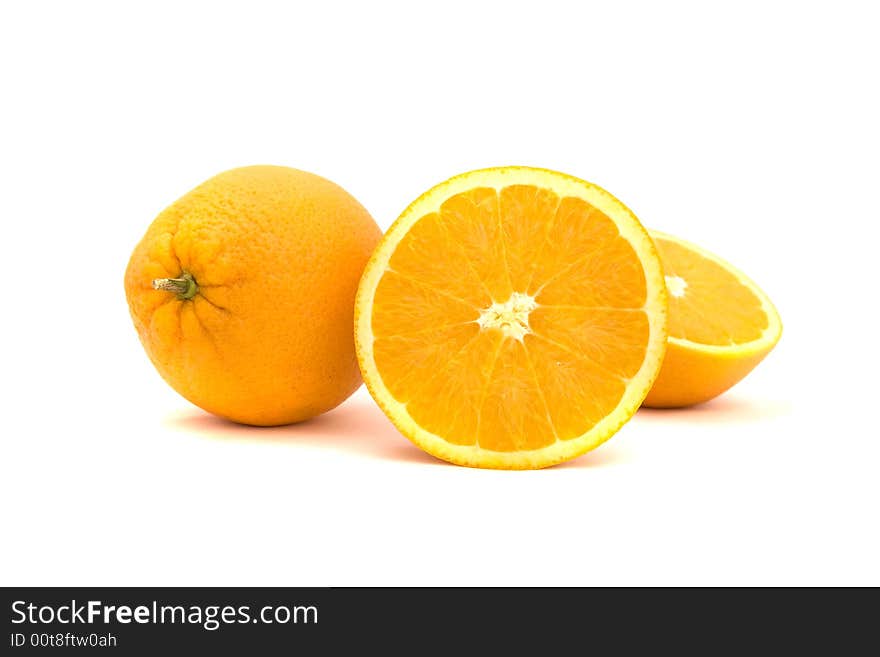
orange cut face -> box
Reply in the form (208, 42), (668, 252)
(654, 237), (768, 345)
(357, 168), (667, 469)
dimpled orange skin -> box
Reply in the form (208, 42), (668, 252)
(124, 165), (382, 426)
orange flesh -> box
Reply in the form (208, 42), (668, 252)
(371, 185), (650, 452)
(653, 237), (767, 345)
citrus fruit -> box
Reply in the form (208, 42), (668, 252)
(642, 231), (782, 408)
(125, 165), (381, 426)
(355, 167), (668, 469)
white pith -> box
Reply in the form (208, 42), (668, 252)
(477, 292), (537, 341)
(665, 275), (688, 298)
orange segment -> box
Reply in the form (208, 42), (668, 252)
(535, 235), (647, 308)
(643, 231), (782, 408)
(356, 167), (667, 469)
(373, 322), (478, 404)
(525, 334), (627, 440)
(388, 211), (491, 308)
(371, 270), (478, 338)
(406, 328), (503, 446)
(439, 188), (512, 301)
(498, 185), (560, 291)
(529, 196), (618, 294)
(476, 338), (556, 452)
(528, 306), (650, 379)
(528, 196), (620, 293)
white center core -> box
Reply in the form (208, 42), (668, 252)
(665, 275), (688, 298)
(478, 292), (537, 341)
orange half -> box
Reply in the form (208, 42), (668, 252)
(643, 231), (782, 407)
(356, 167), (667, 469)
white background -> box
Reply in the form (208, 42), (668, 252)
(1, 1), (877, 586)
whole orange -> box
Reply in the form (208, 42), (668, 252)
(124, 165), (381, 425)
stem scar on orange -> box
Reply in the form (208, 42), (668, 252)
(125, 165), (382, 426)
(355, 167), (668, 469)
